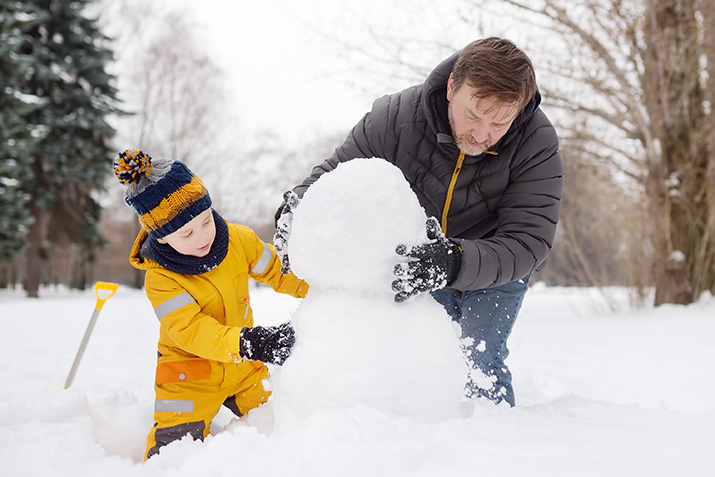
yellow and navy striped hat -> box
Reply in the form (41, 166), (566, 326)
(113, 149), (212, 239)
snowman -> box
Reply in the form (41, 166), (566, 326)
(271, 158), (468, 429)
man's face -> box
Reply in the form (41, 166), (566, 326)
(447, 74), (520, 156)
(157, 208), (216, 257)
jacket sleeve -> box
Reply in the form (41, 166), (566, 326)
(145, 271), (243, 363)
(450, 117), (563, 290)
(240, 225), (309, 298)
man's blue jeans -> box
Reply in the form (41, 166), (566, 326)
(432, 275), (530, 407)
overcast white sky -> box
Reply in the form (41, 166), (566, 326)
(173, 0), (395, 143)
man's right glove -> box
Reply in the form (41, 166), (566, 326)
(273, 190), (300, 274)
(240, 322), (296, 365)
(392, 217), (462, 303)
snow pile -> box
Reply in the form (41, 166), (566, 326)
(272, 158), (468, 428)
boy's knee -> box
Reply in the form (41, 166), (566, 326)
(145, 420), (207, 460)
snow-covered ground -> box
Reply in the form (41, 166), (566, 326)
(1, 283), (713, 476)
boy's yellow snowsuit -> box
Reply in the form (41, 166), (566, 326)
(129, 221), (308, 460)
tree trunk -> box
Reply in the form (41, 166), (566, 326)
(70, 246), (89, 291)
(642, 0), (713, 305)
(700, 1), (715, 299)
(24, 200), (47, 298)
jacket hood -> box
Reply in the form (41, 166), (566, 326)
(421, 50), (542, 150)
(129, 228), (162, 271)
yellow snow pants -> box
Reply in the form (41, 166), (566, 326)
(144, 358), (270, 460)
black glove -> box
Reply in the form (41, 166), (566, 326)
(240, 322), (296, 365)
(392, 217), (462, 303)
(273, 190), (300, 274)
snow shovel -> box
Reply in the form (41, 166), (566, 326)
(63, 281), (119, 389)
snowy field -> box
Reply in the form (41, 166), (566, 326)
(1, 283), (714, 477)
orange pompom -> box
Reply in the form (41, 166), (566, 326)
(113, 150), (153, 185)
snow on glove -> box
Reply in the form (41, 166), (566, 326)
(392, 217), (462, 303)
(273, 190), (300, 275)
(240, 322), (296, 365)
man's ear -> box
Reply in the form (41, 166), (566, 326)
(157, 237), (167, 244)
(447, 73), (454, 102)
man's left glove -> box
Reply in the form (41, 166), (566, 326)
(273, 190), (300, 274)
(240, 322), (296, 365)
(392, 217), (462, 303)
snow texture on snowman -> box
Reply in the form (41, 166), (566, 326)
(271, 158), (469, 429)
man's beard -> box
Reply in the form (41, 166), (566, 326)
(448, 102), (490, 156)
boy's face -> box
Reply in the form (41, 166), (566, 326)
(157, 208), (216, 257)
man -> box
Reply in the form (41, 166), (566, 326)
(276, 37), (563, 407)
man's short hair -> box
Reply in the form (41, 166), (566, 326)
(451, 37), (537, 112)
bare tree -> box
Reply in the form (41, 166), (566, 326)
(95, 0), (240, 287)
(216, 130), (348, 241)
(110, 10), (237, 170)
(537, 138), (652, 307)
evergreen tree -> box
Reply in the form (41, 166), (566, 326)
(14, 0), (120, 296)
(0, 1), (37, 261)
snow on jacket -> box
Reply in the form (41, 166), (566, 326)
(293, 51), (563, 290)
(129, 221), (309, 364)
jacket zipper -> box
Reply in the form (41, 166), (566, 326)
(441, 151), (465, 234)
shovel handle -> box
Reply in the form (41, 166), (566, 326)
(94, 281), (119, 310)
(63, 282), (119, 388)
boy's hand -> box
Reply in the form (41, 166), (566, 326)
(240, 323), (296, 365)
(392, 217), (462, 303)
(273, 190), (300, 274)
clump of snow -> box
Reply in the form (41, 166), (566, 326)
(273, 158), (468, 428)
(668, 250), (686, 263)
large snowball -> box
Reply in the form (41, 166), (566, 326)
(288, 158), (428, 297)
(272, 158), (468, 429)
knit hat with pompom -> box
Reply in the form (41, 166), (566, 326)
(113, 149), (212, 240)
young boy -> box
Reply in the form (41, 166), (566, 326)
(113, 149), (308, 460)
